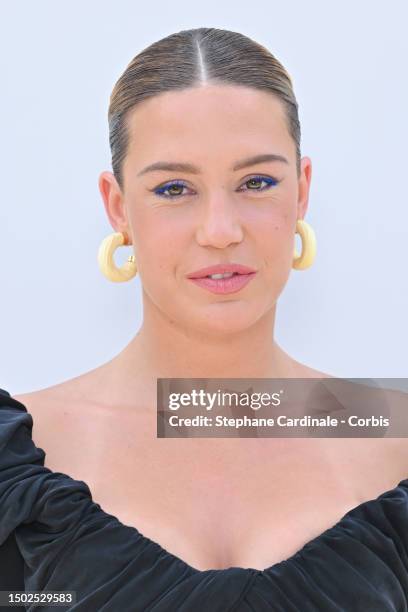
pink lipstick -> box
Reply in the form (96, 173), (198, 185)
(186, 263), (257, 295)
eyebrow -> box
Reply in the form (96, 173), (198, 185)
(136, 153), (289, 177)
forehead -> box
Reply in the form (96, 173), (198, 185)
(124, 84), (291, 164)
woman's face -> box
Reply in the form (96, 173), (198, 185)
(99, 84), (312, 336)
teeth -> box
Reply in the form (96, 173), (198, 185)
(207, 272), (235, 279)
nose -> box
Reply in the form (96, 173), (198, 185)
(195, 194), (244, 249)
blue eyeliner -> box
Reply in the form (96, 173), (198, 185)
(152, 175), (280, 199)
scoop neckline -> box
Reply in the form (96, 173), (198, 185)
(91, 474), (408, 575)
(4, 390), (408, 576)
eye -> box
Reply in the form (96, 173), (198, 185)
(238, 175), (280, 193)
(152, 179), (191, 199)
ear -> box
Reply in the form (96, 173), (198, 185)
(297, 157), (312, 220)
(98, 170), (130, 234)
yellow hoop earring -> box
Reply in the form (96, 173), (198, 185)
(97, 231), (137, 282)
(292, 219), (316, 270)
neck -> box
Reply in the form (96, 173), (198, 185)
(115, 296), (299, 381)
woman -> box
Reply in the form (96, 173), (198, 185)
(1, 26), (408, 611)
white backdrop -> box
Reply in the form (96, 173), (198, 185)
(1, 0), (407, 394)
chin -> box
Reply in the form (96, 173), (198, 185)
(196, 304), (262, 334)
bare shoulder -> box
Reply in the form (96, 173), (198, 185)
(12, 361), (114, 414)
(292, 361), (336, 379)
(12, 389), (69, 461)
(11, 366), (112, 465)
(13, 377), (86, 421)
(13, 387), (62, 423)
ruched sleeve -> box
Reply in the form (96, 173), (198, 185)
(0, 387), (111, 607)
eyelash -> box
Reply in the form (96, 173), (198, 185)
(152, 175), (280, 199)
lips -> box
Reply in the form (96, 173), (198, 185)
(186, 263), (256, 279)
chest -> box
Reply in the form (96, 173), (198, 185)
(40, 409), (408, 571)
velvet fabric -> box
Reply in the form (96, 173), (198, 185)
(1, 388), (407, 611)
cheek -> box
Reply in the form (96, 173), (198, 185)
(260, 211), (293, 247)
(134, 223), (182, 284)
(258, 212), (296, 272)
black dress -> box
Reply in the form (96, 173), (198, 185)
(1, 387), (408, 611)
